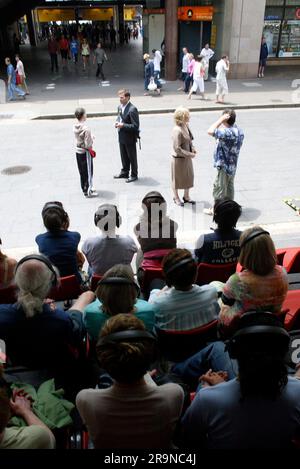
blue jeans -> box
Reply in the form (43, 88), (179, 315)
(8, 81), (25, 100)
(154, 71), (162, 89)
(172, 341), (238, 389)
(184, 75), (193, 93)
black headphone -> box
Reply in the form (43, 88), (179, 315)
(15, 254), (58, 288)
(94, 204), (121, 229)
(142, 192), (166, 205)
(97, 330), (157, 348)
(97, 276), (140, 296)
(225, 312), (290, 359)
(240, 229), (270, 249)
(164, 257), (196, 276)
(42, 202), (69, 226)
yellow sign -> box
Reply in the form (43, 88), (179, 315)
(37, 9), (75, 22)
(211, 24), (217, 49)
(81, 8), (113, 21)
(124, 8), (136, 21)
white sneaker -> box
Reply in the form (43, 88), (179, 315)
(203, 208), (213, 216)
(87, 189), (98, 197)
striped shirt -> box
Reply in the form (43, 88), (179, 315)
(149, 285), (219, 332)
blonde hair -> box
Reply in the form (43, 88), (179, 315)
(239, 226), (277, 276)
(174, 107), (190, 126)
(143, 53), (150, 60)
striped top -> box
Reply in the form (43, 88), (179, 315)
(149, 285), (220, 332)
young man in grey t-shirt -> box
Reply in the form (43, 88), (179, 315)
(93, 43), (107, 80)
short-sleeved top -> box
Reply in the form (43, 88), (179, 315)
(35, 230), (81, 281)
(181, 378), (300, 449)
(135, 219), (178, 254)
(94, 48), (106, 64)
(220, 265), (289, 327)
(0, 426), (55, 449)
(0, 303), (84, 368)
(195, 229), (242, 264)
(59, 38), (69, 50)
(149, 285), (220, 331)
(76, 382), (184, 449)
(213, 125), (244, 176)
(82, 235), (137, 275)
(84, 298), (156, 341)
(70, 40), (79, 53)
(7, 64), (16, 84)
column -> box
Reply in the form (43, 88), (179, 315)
(118, 3), (125, 45)
(26, 10), (37, 46)
(165, 0), (178, 81)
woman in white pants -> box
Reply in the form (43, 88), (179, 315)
(188, 56), (206, 100)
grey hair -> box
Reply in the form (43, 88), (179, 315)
(15, 257), (58, 318)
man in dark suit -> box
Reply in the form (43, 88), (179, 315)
(114, 89), (140, 183)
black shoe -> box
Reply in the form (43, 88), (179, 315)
(114, 173), (128, 179)
(126, 176), (138, 183)
(173, 197), (184, 207)
(183, 197), (196, 205)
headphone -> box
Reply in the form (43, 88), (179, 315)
(142, 192), (166, 205)
(225, 312), (290, 359)
(240, 229), (270, 249)
(15, 254), (58, 288)
(42, 202), (69, 226)
(97, 276), (140, 296)
(164, 257), (196, 276)
(94, 204), (121, 229)
(97, 329), (157, 348)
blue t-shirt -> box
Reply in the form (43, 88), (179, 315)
(182, 378), (300, 449)
(35, 230), (81, 280)
(70, 40), (79, 54)
(0, 303), (84, 368)
(7, 64), (16, 84)
(213, 125), (244, 176)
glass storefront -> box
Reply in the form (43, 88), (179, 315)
(264, 1), (300, 57)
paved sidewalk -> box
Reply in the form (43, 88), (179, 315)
(1, 39), (300, 120)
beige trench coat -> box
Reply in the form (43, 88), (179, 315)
(171, 124), (195, 190)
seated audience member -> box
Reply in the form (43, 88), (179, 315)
(35, 201), (83, 283)
(219, 226), (288, 333)
(149, 249), (219, 331)
(76, 314), (184, 449)
(195, 198), (242, 264)
(0, 383), (55, 449)
(84, 265), (156, 341)
(82, 204), (137, 275)
(0, 238), (17, 289)
(134, 192), (178, 265)
(0, 254), (94, 371)
(181, 312), (300, 449)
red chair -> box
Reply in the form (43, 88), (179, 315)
(156, 320), (218, 362)
(283, 290), (300, 331)
(138, 267), (164, 299)
(196, 263), (237, 286)
(49, 275), (82, 302)
(90, 274), (102, 292)
(282, 248), (300, 274)
(236, 249), (292, 273)
(0, 284), (18, 304)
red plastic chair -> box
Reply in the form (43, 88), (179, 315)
(138, 267), (164, 299)
(282, 248), (300, 274)
(283, 290), (300, 331)
(49, 275), (82, 302)
(156, 320), (218, 362)
(196, 263), (237, 286)
(0, 284), (18, 304)
(90, 274), (102, 292)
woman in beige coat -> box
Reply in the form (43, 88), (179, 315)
(172, 107), (197, 206)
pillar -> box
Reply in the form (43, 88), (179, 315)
(165, 0), (178, 81)
(26, 10), (37, 46)
(118, 3), (125, 45)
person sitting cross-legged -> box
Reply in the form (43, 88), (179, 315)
(76, 314), (184, 449)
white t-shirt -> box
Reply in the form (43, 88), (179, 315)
(216, 59), (229, 82)
(153, 50), (162, 72)
(16, 60), (25, 77)
(76, 382), (184, 449)
(200, 48), (214, 63)
(182, 53), (189, 73)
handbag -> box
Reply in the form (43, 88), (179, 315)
(148, 77), (157, 91)
(87, 148), (96, 158)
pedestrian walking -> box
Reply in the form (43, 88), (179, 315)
(171, 107), (197, 206)
(59, 34), (69, 68)
(109, 27), (117, 50)
(70, 36), (79, 64)
(74, 107), (97, 198)
(15, 55), (29, 95)
(152, 49), (162, 81)
(204, 109), (244, 215)
(188, 56), (206, 100)
(178, 47), (189, 91)
(143, 54), (161, 95)
(200, 43), (214, 80)
(114, 89), (140, 183)
(258, 37), (269, 78)
(81, 38), (90, 71)
(5, 57), (25, 101)
(93, 43), (107, 80)
(48, 35), (59, 73)
(184, 53), (195, 93)
(215, 55), (230, 104)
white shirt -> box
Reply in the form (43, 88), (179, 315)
(153, 50), (162, 72)
(182, 53), (189, 73)
(16, 60), (25, 77)
(193, 61), (204, 80)
(216, 59), (229, 81)
(200, 47), (214, 63)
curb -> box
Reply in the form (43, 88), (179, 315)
(32, 102), (300, 120)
